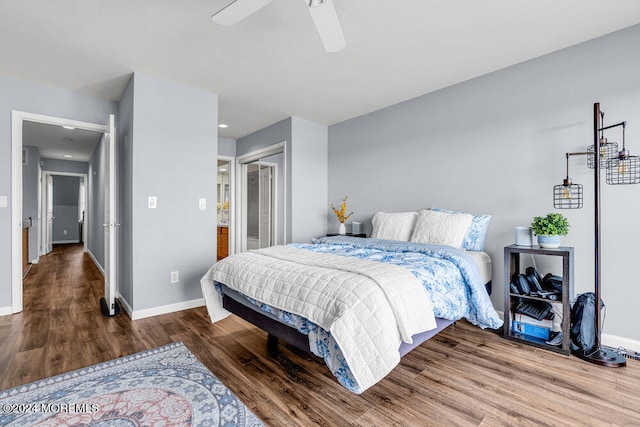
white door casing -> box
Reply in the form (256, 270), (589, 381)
(11, 111), (108, 313)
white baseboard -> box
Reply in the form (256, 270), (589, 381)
(130, 298), (205, 321)
(52, 240), (81, 244)
(86, 250), (105, 277)
(117, 294), (133, 318)
(0, 306), (12, 316)
(602, 333), (640, 354)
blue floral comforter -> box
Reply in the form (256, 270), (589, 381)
(216, 236), (502, 393)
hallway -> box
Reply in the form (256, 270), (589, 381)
(0, 244), (145, 390)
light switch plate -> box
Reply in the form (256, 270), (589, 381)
(199, 198), (206, 210)
(148, 196), (157, 209)
(0, 196), (6, 208)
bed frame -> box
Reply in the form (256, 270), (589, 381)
(221, 281), (492, 358)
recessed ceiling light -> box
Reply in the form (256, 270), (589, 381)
(62, 125), (75, 130)
(218, 124), (228, 129)
(63, 154), (73, 158)
(219, 167), (227, 172)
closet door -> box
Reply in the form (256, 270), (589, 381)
(236, 142), (284, 252)
(258, 165), (273, 248)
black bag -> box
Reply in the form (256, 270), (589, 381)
(570, 292), (604, 355)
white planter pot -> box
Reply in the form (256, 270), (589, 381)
(537, 234), (561, 248)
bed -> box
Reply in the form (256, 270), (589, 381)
(201, 209), (503, 393)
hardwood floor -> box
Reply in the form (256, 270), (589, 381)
(2, 243), (639, 426)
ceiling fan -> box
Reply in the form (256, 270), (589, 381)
(211, 0), (346, 52)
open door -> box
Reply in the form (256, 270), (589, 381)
(100, 114), (120, 317)
(45, 174), (53, 255)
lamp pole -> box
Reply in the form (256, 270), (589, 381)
(593, 102), (603, 351)
(572, 103), (626, 367)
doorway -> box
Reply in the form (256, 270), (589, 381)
(11, 111), (115, 314)
(217, 157), (234, 260)
(40, 172), (88, 257)
(236, 142), (285, 253)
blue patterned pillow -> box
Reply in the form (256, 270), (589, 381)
(428, 208), (491, 251)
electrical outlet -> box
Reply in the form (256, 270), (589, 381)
(0, 196), (7, 208)
(148, 196), (157, 209)
(199, 198), (206, 210)
(63, 230), (67, 235)
(170, 271), (179, 284)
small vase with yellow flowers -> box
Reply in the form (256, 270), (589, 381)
(331, 196), (354, 235)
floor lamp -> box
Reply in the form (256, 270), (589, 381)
(553, 102), (639, 367)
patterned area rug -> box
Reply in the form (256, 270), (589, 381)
(0, 342), (263, 426)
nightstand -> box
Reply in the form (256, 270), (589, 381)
(503, 244), (574, 355)
(326, 233), (366, 238)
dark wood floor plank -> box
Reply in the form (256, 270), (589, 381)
(2, 243), (639, 426)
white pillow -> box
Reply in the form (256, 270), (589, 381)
(410, 209), (473, 248)
(371, 212), (418, 241)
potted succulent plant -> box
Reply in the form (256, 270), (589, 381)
(531, 213), (570, 248)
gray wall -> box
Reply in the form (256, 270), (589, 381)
(290, 117), (328, 243)
(328, 24), (640, 342)
(52, 175), (81, 242)
(122, 72), (218, 312)
(87, 136), (105, 267)
(42, 159), (88, 175)
(118, 75), (134, 307)
(218, 137), (236, 157)
(0, 75), (118, 310)
(22, 146), (40, 261)
(237, 118), (292, 158)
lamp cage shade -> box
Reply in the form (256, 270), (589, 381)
(553, 182), (583, 209)
(606, 155), (640, 185)
(587, 139), (618, 169)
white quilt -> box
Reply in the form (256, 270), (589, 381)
(201, 245), (437, 392)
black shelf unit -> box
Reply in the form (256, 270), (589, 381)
(503, 245), (574, 355)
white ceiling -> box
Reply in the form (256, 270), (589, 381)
(2, 1), (640, 140)
(23, 121), (102, 162)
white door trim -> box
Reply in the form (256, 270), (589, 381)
(11, 110), (107, 313)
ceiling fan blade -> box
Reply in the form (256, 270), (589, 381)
(307, 0), (346, 52)
(212, 0), (274, 26)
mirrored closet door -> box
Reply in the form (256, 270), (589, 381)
(236, 143), (285, 253)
